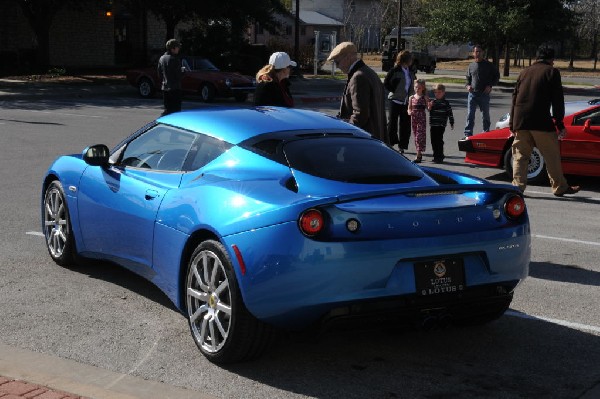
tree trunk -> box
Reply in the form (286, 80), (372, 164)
(503, 40), (510, 77)
(18, 1), (56, 70)
(568, 45), (574, 71)
(591, 30), (598, 71)
(165, 18), (177, 43)
(33, 24), (51, 69)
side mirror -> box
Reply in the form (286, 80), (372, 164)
(583, 119), (592, 132)
(82, 144), (110, 166)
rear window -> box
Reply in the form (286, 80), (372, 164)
(283, 137), (424, 184)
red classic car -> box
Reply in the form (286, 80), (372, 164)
(126, 57), (256, 102)
(458, 99), (600, 183)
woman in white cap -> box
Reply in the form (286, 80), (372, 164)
(254, 52), (296, 107)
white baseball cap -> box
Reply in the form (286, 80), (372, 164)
(269, 52), (297, 69)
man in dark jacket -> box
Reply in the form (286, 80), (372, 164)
(510, 47), (580, 196)
(158, 39), (183, 115)
(328, 42), (387, 143)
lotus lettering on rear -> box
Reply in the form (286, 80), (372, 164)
(498, 243), (520, 250)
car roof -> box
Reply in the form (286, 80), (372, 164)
(156, 107), (364, 144)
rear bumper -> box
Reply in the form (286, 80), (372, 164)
(318, 281), (516, 331)
(224, 221), (530, 329)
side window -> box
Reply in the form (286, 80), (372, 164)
(573, 108), (600, 126)
(184, 134), (232, 171)
(119, 125), (197, 171)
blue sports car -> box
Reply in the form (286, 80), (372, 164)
(42, 107), (530, 363)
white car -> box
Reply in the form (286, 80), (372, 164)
(494, 101), (600, 130)
(495, 112), (510, 129)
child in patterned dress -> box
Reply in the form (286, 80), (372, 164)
(407, 79), (429, 163)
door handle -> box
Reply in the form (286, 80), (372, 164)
(145, 189), (159, 200)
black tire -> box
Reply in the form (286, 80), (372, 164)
(200, 84), (216, 102)
(185, 240), (273, 363)
(503, 146), (548, 184)
(234, 92), (248, 102)
(43, 180), (77, 266)
(138, 77), (155, 98)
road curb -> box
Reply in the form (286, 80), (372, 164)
(0, 342), (216, 399)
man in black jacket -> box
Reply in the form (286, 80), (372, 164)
(510, 48), (580, 197)
(158, 39), (183, 115)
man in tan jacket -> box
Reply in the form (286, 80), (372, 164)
(328, 42), (388, 144)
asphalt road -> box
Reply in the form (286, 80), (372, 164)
(0, 85), (599, 399)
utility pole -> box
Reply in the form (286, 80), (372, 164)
(295, 0), (300, 63)
(396, 0), (402, 51)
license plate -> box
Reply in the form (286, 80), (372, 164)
(414, 258), (465, 296)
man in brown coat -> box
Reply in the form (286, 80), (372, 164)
(327, 42), (388, 143)
(510, 47), (580, 197)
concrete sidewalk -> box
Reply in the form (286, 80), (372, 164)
(0, 343), (215, 399)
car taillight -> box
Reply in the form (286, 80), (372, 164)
(299, 209), (324, 236)
(504, 195), (526, 219)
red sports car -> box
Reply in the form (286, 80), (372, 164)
(458, 99), (600, 183)
(126, 57), (256, 102)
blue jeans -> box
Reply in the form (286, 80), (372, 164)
(464, 91), (491, 136)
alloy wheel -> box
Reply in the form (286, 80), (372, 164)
(44, 185), (68, 258)
(186, 249), (232, 354)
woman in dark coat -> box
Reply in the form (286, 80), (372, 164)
(253, 52), (296, 107)
(383, 50), (416, 152)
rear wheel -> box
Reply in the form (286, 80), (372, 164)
(503, 147), (547, 184)
(138, 77), (155, 98)
(43, 181), (77, 266)
(185, 240), (272, 363)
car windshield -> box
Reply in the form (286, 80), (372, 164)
(283, 137), (424, 184)
(183, 58), (219, 71)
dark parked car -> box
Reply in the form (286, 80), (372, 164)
(126, 57), (256, 102)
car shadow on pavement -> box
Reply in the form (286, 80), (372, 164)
(71, 259), (179, 312)
(529, 261), (600, 286)
(224, 314), (600, 399)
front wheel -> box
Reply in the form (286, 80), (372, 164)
(199, 84), (216, 102)
(43, 181), (77, 266)
(185, 240), (273, 363)
(503, 147), (547, 184)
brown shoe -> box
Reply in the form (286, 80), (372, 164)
(554, 186), (581, 197)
